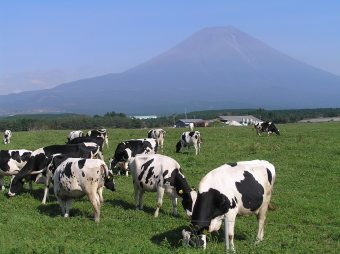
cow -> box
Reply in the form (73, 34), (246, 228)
(3, 130), (12, 145)
(254, 121), (280, 136)
(109, 138), (158, 176)
(189, 123), (194, 132)
(147, 129), (166, 152)
(176, 131), (201, 155)
(67, 136), (106, 156)
(53, 158), (115, 222)
(0, 149), (32, 190)
(86, 129), (109, 148)
(8, 143), (101, 197)
(182, 160), (276, 251)
(67, 130), (83, 142)
(129, 154), (197, 218)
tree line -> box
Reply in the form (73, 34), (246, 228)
(0, 108), (339, 131)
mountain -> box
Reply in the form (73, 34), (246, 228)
(1, 26), (339, 115)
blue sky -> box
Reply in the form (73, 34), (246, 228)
(0, 0), (339, 94)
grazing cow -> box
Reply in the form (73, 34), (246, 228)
(67, 130), (83, 142)
(189, 123), (194, 132)
(3, 130), (12, 144)
(254, 121), (280, 136)
(67, 136), (106, 156)
(129, 154), (197, 218)
(8, 143), (101, 197)
(86, 129), (109, 148)
(53, 158), (115, 222)
(176, 131), (201, 155)
(0, 149), (32, 190)
(147, 129), (166, 152)
(182, 160), (276, 251)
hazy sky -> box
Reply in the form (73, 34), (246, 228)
(1, 0), (339, 95)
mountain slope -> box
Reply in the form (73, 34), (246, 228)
(0, 26), (339, 115)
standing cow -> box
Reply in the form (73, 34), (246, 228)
(87, 129), (109, 148)
(8, 143), (101, 197)
(67, 130), (84, 142)
(53, 158), (115, 222)
(176, 131), (201, 155)
(3, 130), (12, 144)
(147, 129), (166, 152)
(0, 149), (32, 190)
(254, 121), (280, 136)
(182, 160), (276, 251)
(109, 138), (158, 176)
(129, 154), (197, 218)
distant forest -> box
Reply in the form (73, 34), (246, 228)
(0, 108), (339, 131)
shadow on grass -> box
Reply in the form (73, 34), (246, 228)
(106, 198), (156, 216)
(38, 203), (86, 219)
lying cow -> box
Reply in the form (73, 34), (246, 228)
(67, 130), (83, 142)
(0, 149), (32, 190)
(254, 121), (280, 136)
(3, 130), (12, 144)
(129, 154), (196, 218)
(53, 158), (115, 222)
(147, 129), (166, 152)
(8, 143), (101, 197)
(182, 160), (276, 251)
(87, 129), (109, 148)
(109, 138), (158, 176)
(176, 131), (201, 155)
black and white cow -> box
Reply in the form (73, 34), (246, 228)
(176, 131), (201, 155)
(53, 158), (115, 222)
(67, 136), (106, 156)
(147, 129), (166, 152)
(3, 130), (12, 145)
(182, 160), (276, 251)
(109, 138), (158, 176)
(254, 121), (280, 136)
(67, 130), (83, 142)
(129, 154), (197, 218)
(8, 143), (101, 197)
(0, 149), (32, 190)
(86, 129), (109, 148)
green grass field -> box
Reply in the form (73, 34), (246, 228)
(0, 123), (339, 253)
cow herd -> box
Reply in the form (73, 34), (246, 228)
(1, 123), (279, 251)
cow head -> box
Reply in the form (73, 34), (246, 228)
(180, 189), (197, 217)
(104, 170), (115, 191)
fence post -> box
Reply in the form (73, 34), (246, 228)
(224, 215), (229, 252)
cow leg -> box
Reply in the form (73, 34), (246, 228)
(64, 199), (73, 218)
(226, 213), (237, 251)
(97, 187), (104, 204)
(42, 175), (51, 204)
(171, 194), (178, 217)
(56, 197), (66, 216)
(88, 193), (101, 223)
(256, 203), (269, 243)
(154, 187), (165, 218)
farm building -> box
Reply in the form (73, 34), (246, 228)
(175, 119), (209, 128)
(219, 115), (261, 126)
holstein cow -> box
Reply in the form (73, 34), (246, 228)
(182, 160), (276, 251)
(147, 129), (166, 152)
(0, 149), (32, 190)
(67, 130), (84, 142)
(109, 138), (158, 176)
(86, 129), (109, 148)
(53, 158), (115, 222)
(176, 131), (201, 155)
(3, 130), (12, 144)
(129, 154), (197, 218)
(254, 121), (280, 136)
(8, 143), (101, 197)
(67, 136), (105, 158)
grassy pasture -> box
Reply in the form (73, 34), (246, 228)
(0, 123), (339, 253)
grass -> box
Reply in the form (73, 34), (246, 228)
(0, 123), (339, 253)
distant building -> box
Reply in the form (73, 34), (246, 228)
(218, 115), (261, 126)
(298, 117), (340, 123)
(175, 119), (209, 128)
(131, 115), (158, 120)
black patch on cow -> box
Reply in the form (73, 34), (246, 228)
(64, 162), (73, 178)
(191, 188), (232, 234)
(10, 151), (21, 163)
(82, 171), (85, 177)
(138, 159), (154, 181)
(189, 132), (195, 137)
(78, 159), (86, 169)
(266, 168), (272, 184)
(226, 162), (237, 167)
(145, 166), (155, 185)
(235, 171), (264, 211)
(0, 150), (11, 172)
